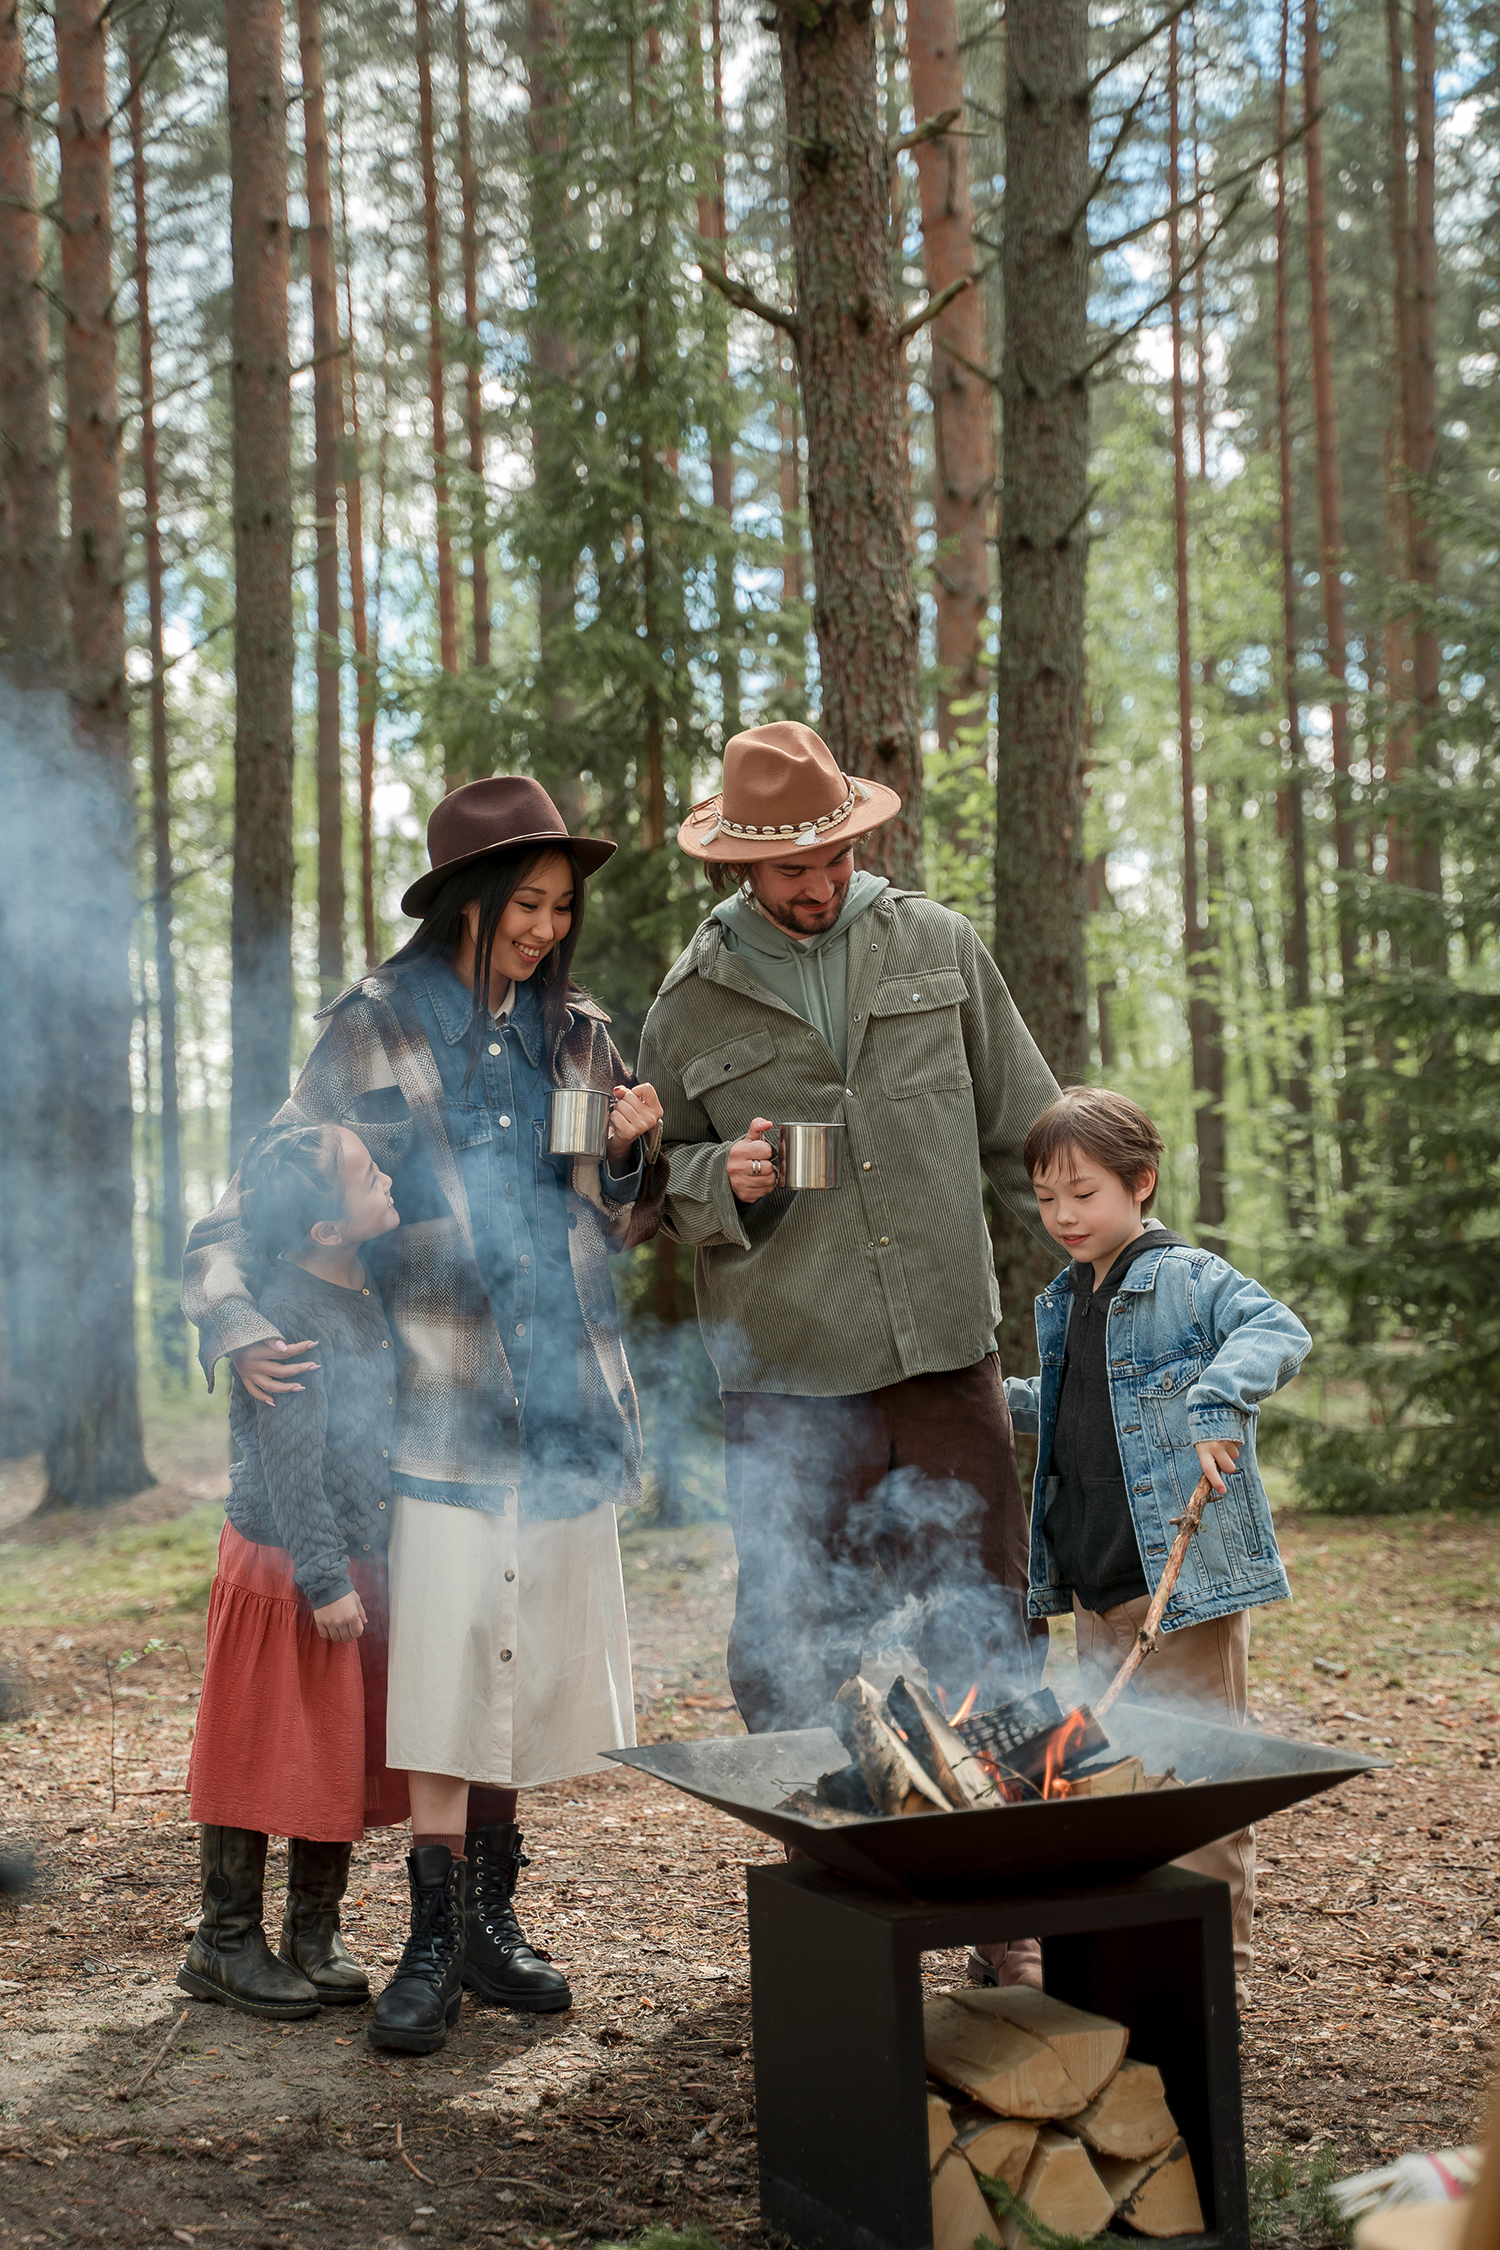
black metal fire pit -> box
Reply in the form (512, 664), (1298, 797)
(608, 1707), (1379, 1899)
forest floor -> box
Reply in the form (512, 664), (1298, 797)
(0, 1396), (1497, 2249)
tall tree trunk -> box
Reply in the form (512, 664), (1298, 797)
(0, 0), (64, 1455)
(227, 0), (296, 1157)
(1383, 0), (1414, 888)
(415, 0), (458, 688)
(50, 0), (150, 1503)
(1302, 0), (1357, 996)
(907, 0), (994, 746)
(525, 0), (579, 825)
(0, 0), (62, 671)
(697, 0), (737, 739)
(455, 0), (489, 668)
(337, 120), (378, 969)
(992, 0), (1090, 1343)
(776, 0), (922, 885)
(130, 30), (187, 1369)
(1276, 0), (1313, 1216)
(1170, 25), (1225, 1253)
(298, 0), (345, 999)
(778, 363), (804, 688)
(1406, 0), (1442, 913)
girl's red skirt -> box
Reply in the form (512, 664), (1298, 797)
(187, 1522), (410, 1841)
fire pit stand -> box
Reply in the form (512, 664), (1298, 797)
(747, 1859), (1246, 2250)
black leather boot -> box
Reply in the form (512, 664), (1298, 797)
(368, 1845), (467, 2055)
(178, 1826), (320, 2021)
(279, 1838), (369, 2006)
(462, 1823), (571, 2012)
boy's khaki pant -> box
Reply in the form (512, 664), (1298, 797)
(1072, 1597), (1254, 1997)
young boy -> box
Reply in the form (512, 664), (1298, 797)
(1005, 1087), (1311, 2003)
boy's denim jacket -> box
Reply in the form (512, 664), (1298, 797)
(1005, 1240), (1310, 1633)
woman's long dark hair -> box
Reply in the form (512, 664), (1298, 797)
(382, 843), (588, 1086)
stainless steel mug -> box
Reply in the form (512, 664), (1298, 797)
(777, 1121), (844, 1190)
(547, 1087), (611, 1159)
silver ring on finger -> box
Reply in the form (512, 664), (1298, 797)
(751, 1159), (761, 1176)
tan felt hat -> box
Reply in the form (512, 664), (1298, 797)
(677, 721), (901, 862)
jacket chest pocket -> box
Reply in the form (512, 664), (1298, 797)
(681, 1028), (778, 1134)
(866, 970), (970, 1097)
(445, 1103), (494, 1230)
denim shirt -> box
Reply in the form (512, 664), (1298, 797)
(1006, 1241), (1309, 1632)
(390, 962), (640, 1518)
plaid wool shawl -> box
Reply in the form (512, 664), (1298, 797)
(182, 971), (667, 1519)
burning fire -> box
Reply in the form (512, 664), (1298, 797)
(1040, 1706), (1091, 1800)
(949, 1683), (979, 1726)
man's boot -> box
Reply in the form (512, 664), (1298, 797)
(368, 1845), (466, 2055)
(462, 1822), (571, 2012)
(279, 1838), (369, 2007)
(967, 1938), (1044, 1992)
(178, 1826), (320, 2021)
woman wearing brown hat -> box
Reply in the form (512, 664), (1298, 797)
(183, 778), (666, 2055)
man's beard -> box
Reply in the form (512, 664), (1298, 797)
(754, 889), (847, 936)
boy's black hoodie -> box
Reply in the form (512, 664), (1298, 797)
(1045, 1225), (1191, 1613)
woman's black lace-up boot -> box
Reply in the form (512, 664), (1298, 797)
(462, 1823), (571, 2012)
(368, 1845), (467, 2054)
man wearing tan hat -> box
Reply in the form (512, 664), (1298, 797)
(637, 721), (1061, 1742)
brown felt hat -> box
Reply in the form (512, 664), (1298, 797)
(676, 722), (901, 863)
(400, 776), (616, 917)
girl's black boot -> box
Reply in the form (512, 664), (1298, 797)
(178, 1826), (319, 2021)
(368, 1845), (466, 2055)
(279, 1838), (369, 2006)
(462, 1823), (571, 2012)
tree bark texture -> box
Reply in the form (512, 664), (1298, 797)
(906, 0), (994, 746)
(526, 0), (579, 824)
(130, 33), (187, 1353)
(415, 0), (458, 686)
(990, 0), (1090, 1349)
(338, 124), (379, 969)
(49, 0), (150, 1502)
(1169, 25), (1224, 1251)
(1383, 0), (1414, 884)
(697, 0), (737, 739)
(227, 0), (296, 1157)
(1276, 0), (1313, 1205)
(1301, 0), (1357, 994)
(298, 0), (346, 998)
(777, 0), (922, 885)
(455, 0), (490, 668)
(1406, 0), (1442, 908)
(0, 0), (62, 671)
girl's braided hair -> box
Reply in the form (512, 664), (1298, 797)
(238, 1121), (346, 1262)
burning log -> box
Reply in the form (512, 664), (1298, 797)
(1095, 2139), (1204, 2236)
(887, 1675), (1002, 1807)
(831, 1677), (950, 1816)
(923, 1994), (1089, 2119)
(1057, 2058), (1177, 2161)
(999, 2127), (1117, 2247)
(957, 1694), (1111, 1789)
(1066, 1755), (1147, 1798)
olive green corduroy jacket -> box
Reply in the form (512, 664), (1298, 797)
(635, 889), (1061, 1398)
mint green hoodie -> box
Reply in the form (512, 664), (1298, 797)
(710, 870), (889, 1071)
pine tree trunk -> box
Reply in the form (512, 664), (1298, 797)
(1276, 0), (1314, 1215)
(1383, 0), (1415, 888)
(990, 0), (1089, 1342)
(525, 0), (579, 823)
(0, 0), (62, 671)
(49, 0), (150, 1503)
(455, 0), (489, 668)
(697, 0), (737, 739)
(1302, 0), (1357, 994)
(907, 0), (993, 746)
(227, 0), (296, 1157)
(1406, 0), (1442, 911)
(130, 31), (187, 1365)
(415, 0), (458, 687)
(779, 364), (805, 687)
(776, 0), (922, 885)
(298, 0), (345, 998)
(337, 124), (379, 969)
(1170, 25), (1224, 1252)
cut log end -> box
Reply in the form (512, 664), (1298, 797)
(1002, 2126), (1116, 2248)
(955, 1987), (1128, 2105)
(1096, 2138), (1204, 2236)
(1058, 2058), (1177, 2161)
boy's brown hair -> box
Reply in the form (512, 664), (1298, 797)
(1023, 1088), (1164, 1212)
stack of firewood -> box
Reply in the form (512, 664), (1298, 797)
(925, 1987), (1204, 2246)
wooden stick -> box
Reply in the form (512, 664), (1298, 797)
(117, 2006), (188, 2100)
(1094, 1474), (1215, 1718)
(397, 2121), (433, 2185)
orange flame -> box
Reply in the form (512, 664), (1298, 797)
(951, 1683), (979, 1726)
(1040, 1706), (1090, 1800)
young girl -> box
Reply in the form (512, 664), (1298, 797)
(180, 1120), (409, 2021)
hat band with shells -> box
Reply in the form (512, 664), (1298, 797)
(691, 776), (871, 849)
